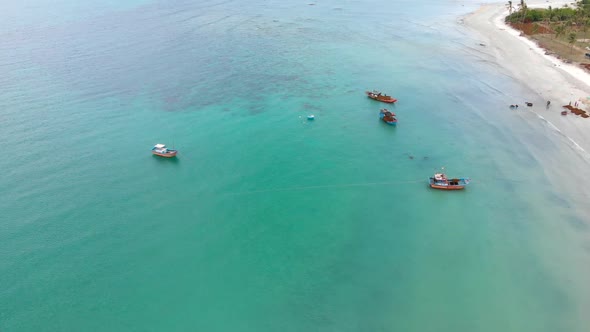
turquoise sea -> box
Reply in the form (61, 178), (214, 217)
(2, 0), (590, 331)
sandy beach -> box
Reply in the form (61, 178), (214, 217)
(463, 0), (590, 156)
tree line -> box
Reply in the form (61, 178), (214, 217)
(505, 0), (590, 25)
(505, 0), (590, 52)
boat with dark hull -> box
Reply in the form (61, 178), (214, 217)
(366, 91), (397, 103)
(379, 109), (397, 126)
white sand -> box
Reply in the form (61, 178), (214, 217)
(463, 0), (590, 155)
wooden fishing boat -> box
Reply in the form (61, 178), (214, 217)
(151, 144), (177, 158)
(379, 109), (397, 126)
(429, 172), (470, 190)
(366, 91), (397, 103)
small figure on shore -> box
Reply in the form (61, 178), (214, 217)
(515, 104), (519, 108)
(569, 101), (572, 106)
(510, 104), (516, 109)
(575, 101), (579, 107)
(547, 100), (551, 108)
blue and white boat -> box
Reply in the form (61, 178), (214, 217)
(428, 172), (470, 190)
(379, 109), (397, 126)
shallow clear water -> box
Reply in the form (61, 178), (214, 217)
(1, 0), (590, 331)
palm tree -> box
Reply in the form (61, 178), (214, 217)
(555, 24), (566, 39)
(565, 20), (575, 39)
(547, 6), (553, 25)
(576, 0), (588, 12)
(506, 1), (514, 14)
(518, 0), (528, 24)
(575, 5), (585, 26)
(584, 18), (590, 39)
(568, 32), (577, 53)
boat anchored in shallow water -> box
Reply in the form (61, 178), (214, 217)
(429, 172), (470, 190)
(366, 90), (397, 103)
(151, 144), (177, 158)
(379, 109), (397, 126)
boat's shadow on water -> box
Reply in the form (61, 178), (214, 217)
(378, 120), (399, 133)
(151, 155), (181, 165)
(427, 188), (469, 194)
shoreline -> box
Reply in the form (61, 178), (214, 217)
(462, 0), (590, 156)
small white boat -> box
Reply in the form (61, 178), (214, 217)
(151, 144), (177, 158)
(307, 115), (315, 120)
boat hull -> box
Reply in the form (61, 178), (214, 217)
(429, 177), (468, 190)
(379, 111), (397, 125)
(366, 91), (397, 103)
(429, 183), (465, 190)
(370, 97), (397, 103)
(152, 150), (177, 158)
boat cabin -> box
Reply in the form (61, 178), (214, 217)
(433, 173), (447, 181)
(152, 144), (171, 153)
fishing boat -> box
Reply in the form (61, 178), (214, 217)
(151, 143), (177, 158)
(429, 172), (470, 190)
(379, 109), (397, 126)
(366, 90), (397, 103)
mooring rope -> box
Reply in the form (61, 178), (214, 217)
(228, 179), (427, 196)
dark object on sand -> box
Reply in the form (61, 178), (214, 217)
(561, 111), (567, 115)
(563, 105), (588, 116)
(526, 102), (533, 107)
